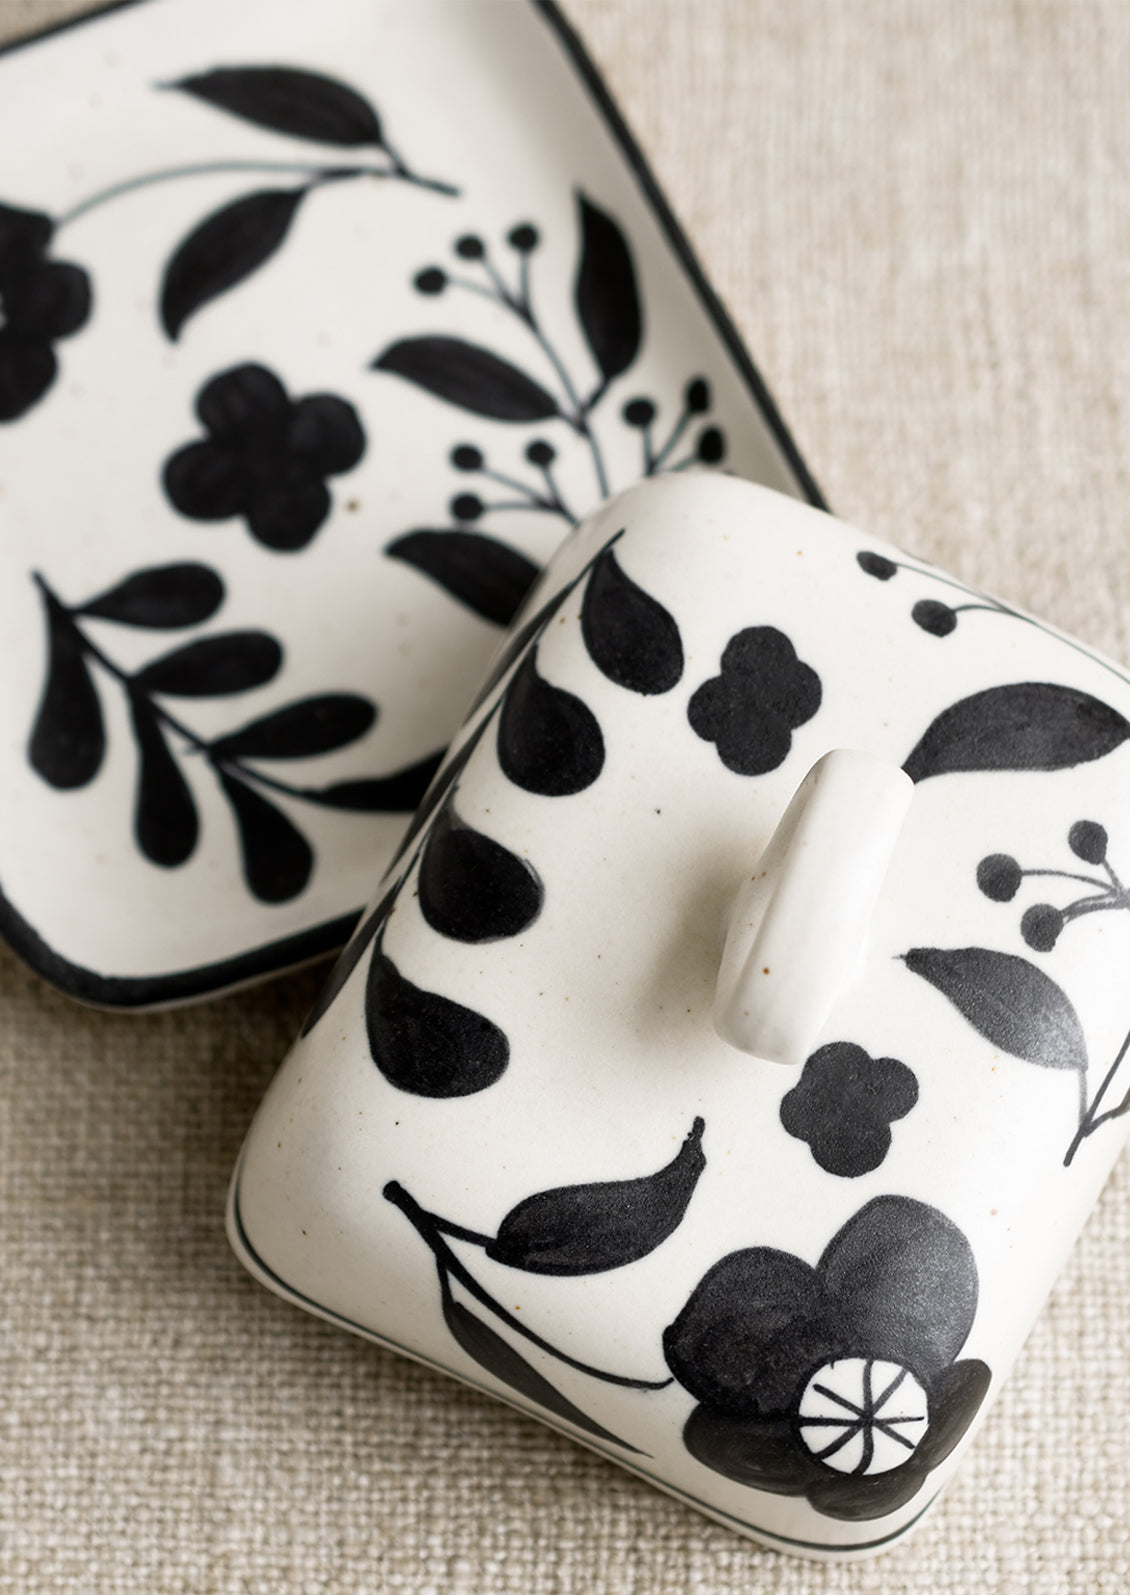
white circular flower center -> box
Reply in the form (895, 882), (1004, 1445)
(797, 1358), (928, 1475)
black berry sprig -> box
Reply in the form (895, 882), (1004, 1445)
(620, 378), (725, 475)
(975, 819), (1130, 1162)
(856, 550), (1130, 694)
(977, 820), (1126, 953)
(373, 197), (726, 629)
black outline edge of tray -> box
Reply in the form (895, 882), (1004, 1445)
(0, 0), (826, 1008)
(227, 1161), (931, 1558)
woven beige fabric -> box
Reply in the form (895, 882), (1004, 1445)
(2, 0), (1130, 1589)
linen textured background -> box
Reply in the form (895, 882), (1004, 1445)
(2, 2), (1129, 1590)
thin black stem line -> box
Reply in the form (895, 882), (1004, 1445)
(512, 281), (610, 499)
(382, 1179), (671, 1390)
(1082, 1090), (1130, 1135)
(1022, 868), (1110, 889)
(1105, 857), (1126, 895)
(482, 254), (522, 314)
(480, 498), (563, 517)
(448, 245), (610, 501)
(429, 1215), (495, 1247)
(55, 159), (418, 228)
(518, 252), (532, 315)
(476, 464), (570, 522)
(892, 558), (1130, 693)
(650, 403), (692, 472)
(479, 466), (545, 500)
(1062, 895), (1126, 922)
(448, 275), (508, 307)
(1065, 1021), (1130, 1165)
(540, 461), (576, 523)
(376, 133), (460, 197)
(639, 422), (656, 475)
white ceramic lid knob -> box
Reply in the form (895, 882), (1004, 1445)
(714, 749), (914, 1066)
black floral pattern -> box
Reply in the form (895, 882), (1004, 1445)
(780, 1043), (919, 1177)
(663, 1196), (990, 1521)
(0, 202), (91, 423)
(163, 363), (365, 551)
(688, 627), (821, 776)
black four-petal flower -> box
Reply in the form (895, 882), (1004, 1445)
(0, 202), (91, 423)
(663, 1196), (990, 1522)
(687, 626), (821, 776)
(163, 363), (365, 551)
(780, 1042), (919, 1177)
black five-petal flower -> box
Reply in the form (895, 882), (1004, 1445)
(663, 1196), (990, 1521)
(163, 363), (365, 551)
(780, 1042), (919, 1177)
(0, 202), (91, 423)
(688, 626), (821, 776)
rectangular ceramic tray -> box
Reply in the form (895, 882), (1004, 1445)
(0, 0), (820, 1007)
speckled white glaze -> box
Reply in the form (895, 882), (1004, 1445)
(231, 474), (1130, 1557)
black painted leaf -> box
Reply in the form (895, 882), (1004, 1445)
(498, 647), (604, 796)
(210, 694), (374, 760)
(171, 66), (384, 147)
(903, 683), (1130, 782)
(487, 1117), (705, 1276)
(574, 193), (641, 383)
(299, 749), (445, 812)
(300, 875), (402, 1038)
(581, 547), (683, 694)
(904, 947), (1088, 1073)
(28, 601), (104, 789)
(128, 690), (198, 866)
(419, 803), (543, 942)
(366, 948), (509, 1096)
(161, 187), (307, 341)
(385, 726), (491, 872)
(373, 337), (559, 422)
(136, 632), (281, 697)
(441, 1290), (639, 1451)
(217, 769), (313, 902)
(388, 529), (540, 626)
(79, 564), (224, 629)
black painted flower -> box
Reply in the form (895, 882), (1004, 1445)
(780, 1043), (919, 1177)
(663, 1196), (990, 1522)
(688, 627), (821, 776)
(163, 363), (365, 551)
(0, 202), (91, 423)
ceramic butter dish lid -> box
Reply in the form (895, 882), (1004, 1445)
(0, 0), (817, 1009)
(229, 474), (1130, 1558)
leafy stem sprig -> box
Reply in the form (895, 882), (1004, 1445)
(34, 572), (307, 805)
(975, 818), (1130, 1163)
(857, 550), (1130, 695)
(55, 156), (455, 232)
(28, 564), (439, 904)
(406, 220), (613, 498)
(376, 1119), (707, 1453)
(382, 1180), (671, 1393)
(50, 65), (459, 343)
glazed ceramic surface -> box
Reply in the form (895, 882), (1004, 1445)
(231, 474), (1130, 1558)
(0, 0), (817, 1008)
